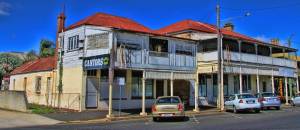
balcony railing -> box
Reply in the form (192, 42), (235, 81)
(116, 49), (196, 70)
(197, 51), (297, 68)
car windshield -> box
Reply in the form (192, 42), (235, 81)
(262, 93), (276, 97)
(238, 94), (255, 99)
(156, 97), (180, 104)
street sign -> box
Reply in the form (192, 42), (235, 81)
(83, 54), (110, 70)
(118, 77), (125, 86)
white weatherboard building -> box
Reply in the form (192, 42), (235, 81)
(58, 13), (199, 114)
(155, 20), (299, 105)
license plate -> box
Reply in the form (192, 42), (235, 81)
(247, 101), (254, 104)
(161, 114), (173, 117)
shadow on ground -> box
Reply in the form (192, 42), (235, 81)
(40, 106), (217, 122)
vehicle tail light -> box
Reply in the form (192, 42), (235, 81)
(152, 105), (156, 112)
(239, 99), (244, 103)
(276, 97), (280, 101)
(178, 103), (184, 111)
(258, 98), (266, 102)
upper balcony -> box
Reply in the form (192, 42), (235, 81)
(197, 50), (297, 69)
(197, 38), (297, 69)
(115, 48), (196, 71)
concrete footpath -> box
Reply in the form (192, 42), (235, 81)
(0, 109), (62, 129)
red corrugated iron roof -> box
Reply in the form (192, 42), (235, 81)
(67, 12), (151, 33)
(154, 19), (262, 44)
(10, 56), (56, 75)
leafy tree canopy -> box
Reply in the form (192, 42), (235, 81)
(39, 39), (55, 57)
(0, 53), (23, 76)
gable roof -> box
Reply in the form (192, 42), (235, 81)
(67, 12), (151, 33)
(154, 20), (261, 44)
(10, 56), (56, 75)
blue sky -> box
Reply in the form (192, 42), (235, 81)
(1, 0), (300, 53)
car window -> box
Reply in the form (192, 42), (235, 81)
(157, 97), (180, 104)
(228, 95), (235, 101)
(238, 94), (255, 99)
(296, 94), (300, 97)
(262, 93), (276, 97)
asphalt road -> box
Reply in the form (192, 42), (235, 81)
(4, 107), (300, 130)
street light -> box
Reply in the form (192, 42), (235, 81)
(216, 5), (251, 111)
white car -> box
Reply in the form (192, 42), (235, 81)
(225, 93), (261, 113)
(291, 94), (300, 106)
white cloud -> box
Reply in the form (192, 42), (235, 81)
(0, 2), (11, 16)
(254, 35), (270, 42)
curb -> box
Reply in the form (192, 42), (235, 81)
(64, 110), (223, 124)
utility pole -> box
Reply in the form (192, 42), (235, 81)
(217, 4), (224, 111)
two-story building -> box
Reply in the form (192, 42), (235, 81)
(57, 13), (199, 115)
(155, 20), (299, 105)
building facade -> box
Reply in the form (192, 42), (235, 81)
(57, 13), (199, 114)
(155, 20), (299, 105)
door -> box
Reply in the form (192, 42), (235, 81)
(86, 77), (99, 108)
(156, 80), (164, 98)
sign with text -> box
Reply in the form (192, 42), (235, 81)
(84, 54), (110, 70)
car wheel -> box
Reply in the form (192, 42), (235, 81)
(153, 117), (158, 122)
(276, 106), (281, 110)
(233, 106), (238, 113)
(255, 109), (260, 113)
(291, 101), (295, 106)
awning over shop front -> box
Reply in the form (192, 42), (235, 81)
(145, 71), (195, 80)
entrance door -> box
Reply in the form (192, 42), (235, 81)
(86, 77), (99, 108)
(174, 80), (190, 106)
(156, 80), (164, 98)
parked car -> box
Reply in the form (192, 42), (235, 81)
(291, 93), (300, 106)
(152, 96), (185, 121)
(256, 92), (281, 110)
(225, 93), (261, 113)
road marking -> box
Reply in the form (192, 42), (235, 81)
(227, 114), (243, 119)
(192, 115), (200, 124)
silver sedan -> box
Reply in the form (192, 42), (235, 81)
(291, 94), (300, 106)
(256, 92), (281, 110)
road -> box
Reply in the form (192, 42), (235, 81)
(4, 107), (300, 130)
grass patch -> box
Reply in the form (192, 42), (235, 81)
(28, 104), (56, 114)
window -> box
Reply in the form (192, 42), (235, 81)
(46, 77), (51, 94)
(175, 44), (193, 56)
(60, 36), (64, 50)
(149, 38), (168, 57)
(35, 77), (42, 94)
(23, 77), (27, 91)
(13, 79), (16, 90)
(68, 35), (79, 51)
(156, 97), (180, 104)
(131, 78), (153, 99)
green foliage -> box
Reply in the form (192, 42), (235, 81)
(24, 50), (38, 62)
(39, 39), (55, 57)
(29, 104), (56, 114)
(0, 53), (23, 76)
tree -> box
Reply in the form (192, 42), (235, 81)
(24, 50), (38, 62)
(0, 53), (23, 86)
(39, 39), (55, 57)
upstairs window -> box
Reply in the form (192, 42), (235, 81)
(59, 36), (64, 50)
(68, 35), (79, 51)
(149, 38), (168, 57)
(176, 44), (194, 56)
